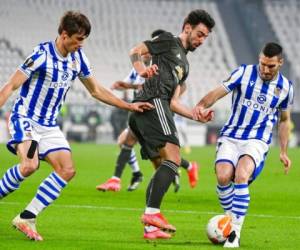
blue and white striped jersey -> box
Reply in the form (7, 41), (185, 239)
(123, 68), (145, 85)
(12, 41), (91, 126)
(220, 64), (293, 144)
(123, 68), (145, 98)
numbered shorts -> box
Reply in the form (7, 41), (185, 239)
(129, 98), (180, 160)
(215, 136), (269, 183)
(7, 114), (71, 159)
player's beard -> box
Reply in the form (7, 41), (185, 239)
(186, 34), (196, 52)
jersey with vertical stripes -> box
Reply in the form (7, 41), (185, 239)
(220, 64), (293, 144)
(123, 68), (145, 98)
(13, 41), (91, 126)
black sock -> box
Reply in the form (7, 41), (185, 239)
(180, 158), (190, 170)
(114, 144), (132, 178)
(146, 178), (154, 204)
(20, 210), (36, 219)
(147, 160), (178, 208)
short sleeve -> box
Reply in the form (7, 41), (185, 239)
(280, 81), (294, 110)
(222, 65), (246, 92)
(19, 45), (47, 78)
(144, 32), (173, 55)
(123, 68), (138, 84)
(78, 49), (92, 79)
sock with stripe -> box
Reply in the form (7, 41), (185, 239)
(216, 182), (234, 214)
(231, 183), (249, 237)
(147, 160), (178, 209)
(114, 144), (132, 178)
(128, 149), (140, 173)
(23, 172), (67, 216)
(0, 164), (25, 199)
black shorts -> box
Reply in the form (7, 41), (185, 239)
(129, 98), (179, 160)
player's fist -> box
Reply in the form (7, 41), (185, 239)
(140, 64), (159, 78)
(129, 102), (154, 112)
(192, 105), (214, 122)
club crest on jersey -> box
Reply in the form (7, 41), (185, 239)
(175, 65), (184, 80)
(274, 87), (281, 97)
(62, 72), (69, 81)
(72, 60), (77, 70)
(257, 94), (266, 104)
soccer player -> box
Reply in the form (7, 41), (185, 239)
(192, 42), (293, 248)
(97, 30), (199, 193)
(127, 10), (215, 239)
(0, 11), (153, 241)
(97, 65), (146, 192)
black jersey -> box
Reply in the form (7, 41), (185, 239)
(134, 32), (189, 102)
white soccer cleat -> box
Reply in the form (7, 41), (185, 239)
(12, 214), (43, 241)
(223, 231), (240, 248)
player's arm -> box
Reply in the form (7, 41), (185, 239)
(170, 84), (213, 122)
(0, 70), (28, 108)
(111, 81), (142, 91)
(192, 85), (228, 121)
(129, 43), (158, 78)
(80, 76), (154, 112)
(278, 109), (292, 174)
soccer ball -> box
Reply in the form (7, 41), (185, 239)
(206, 215), (232, 244)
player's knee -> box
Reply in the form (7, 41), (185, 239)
(20, 159), (39, 176)
(216, 173), (232, 186)
(59, 166), (76, 181)
(234, 173), (249, 184)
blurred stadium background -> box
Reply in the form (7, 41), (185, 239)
(0, 0), (299, 146)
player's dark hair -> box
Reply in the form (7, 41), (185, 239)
(58, 11), (91, 37)
(182, 9), (215, 31)
(261, 42), (283, 58)
(151, 29), (166, 38)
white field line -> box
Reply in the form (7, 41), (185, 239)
(1, 201), (300, 220)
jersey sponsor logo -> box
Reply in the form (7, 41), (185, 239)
(242, 98), (275, 115)
(176, 53), (181, 59)
(49, 81), (70, 89)
(257, 94), (266, 104)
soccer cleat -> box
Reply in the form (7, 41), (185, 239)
(96, 178), (121, 192)
(187, 162), (199, 188)
(144, 227), (172, 240)
(223, 231), (240, 248)
(141, 213), (176, 233)
(12, 214), (43, 241)
(127, 172), (143, 191)
(173, 173), (180, 193)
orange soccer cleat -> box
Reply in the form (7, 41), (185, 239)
(12, 214), (43, 241)
(141, 212), (176, 233)
(96, 178), (121, 192)
(144, 227), (172, 240)
(187, 162), (199, 188)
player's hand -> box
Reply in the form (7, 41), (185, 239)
(129, 102), (154, 112)
(139, 64), (159, 78)
(111, 82), (126, 90)
(280, 152), (291, 174)
(192, 105), (214, 123)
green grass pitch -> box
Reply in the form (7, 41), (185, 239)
(0, 143), (299, 249)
